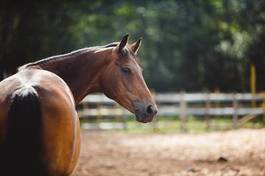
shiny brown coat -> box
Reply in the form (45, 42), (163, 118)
(0, 69), (80, 175)
(0, 35), (157, 175)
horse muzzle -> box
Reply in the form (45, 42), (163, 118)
(133, 101), (158, 123)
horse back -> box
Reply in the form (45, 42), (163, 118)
(0, 69), (80, 176)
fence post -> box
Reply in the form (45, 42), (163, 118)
(82, 101), (89, 118)
(250, 64), (256, 108)
(262, 92), (265, 126)
(96, 104), (102, 129)
(120, 107), (128, 131)
(113, 103), (127, 131)
(232, 93), (238, 129)
(205, 92), (211, 131)
(180, 92), (187, 132)
(151, 92), (159, 132)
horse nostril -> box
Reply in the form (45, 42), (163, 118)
(147, 105), (156, 115)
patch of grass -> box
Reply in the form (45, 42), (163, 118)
(80, 115), (264, 134)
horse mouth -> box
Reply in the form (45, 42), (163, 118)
(135, 114), (154, 123)
(134, 104), (157, 123)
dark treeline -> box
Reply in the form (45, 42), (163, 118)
(0, 0), (264, 92)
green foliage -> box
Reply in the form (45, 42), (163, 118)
(0, 0), (264, 92)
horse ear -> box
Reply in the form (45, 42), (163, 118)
(117, 34), (129, 53)
(130, 38), (142, 55)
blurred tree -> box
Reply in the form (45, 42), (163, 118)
(0, 0), (264, 92)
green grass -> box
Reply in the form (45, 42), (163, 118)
(80, 115), (265, 134)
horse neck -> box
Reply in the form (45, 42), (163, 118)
(26, 48), (111, 104)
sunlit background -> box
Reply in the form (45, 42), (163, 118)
(1, 0), (265, 176)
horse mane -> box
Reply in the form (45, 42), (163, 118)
(104, 42), (119, 48)
(18, 42), (119, 71)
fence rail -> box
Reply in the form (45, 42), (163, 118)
(77, 93), (265, 131)
(81, 93), (264, 104)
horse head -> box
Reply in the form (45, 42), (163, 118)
(100, 35), (158, 123)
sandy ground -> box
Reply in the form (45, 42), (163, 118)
(75, 129), (265, 176)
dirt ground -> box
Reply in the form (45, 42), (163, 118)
(75, 129), (265, 176)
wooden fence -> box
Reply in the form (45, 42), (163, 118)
(77, 93), (265, 131)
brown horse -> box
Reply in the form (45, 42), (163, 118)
(0, 35), (157, 176)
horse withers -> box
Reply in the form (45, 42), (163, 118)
(0, 35), (157, 175)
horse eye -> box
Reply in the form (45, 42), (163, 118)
(121, 67), (131, 74)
